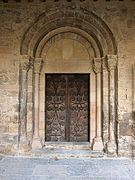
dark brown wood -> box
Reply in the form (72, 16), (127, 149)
(68, 75), (89, 142)
(65, 76), (70, 141)
(45, 74), (89, 142)
(45, 75), (66, 141)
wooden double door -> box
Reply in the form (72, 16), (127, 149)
(45, 74), (89, 142)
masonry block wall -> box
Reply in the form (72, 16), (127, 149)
(0, 0), (135, 157)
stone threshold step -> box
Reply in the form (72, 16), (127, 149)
(17, 151), (105, 158)
(26, 147), (105, 158)
(44, 142), (90, 149)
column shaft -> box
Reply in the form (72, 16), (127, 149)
(19, 55), (32, 152)
(34, 73), (39, 138)
(92, 58), (103, 151)
(102, 58), (109, 145)
(90, 72), (96, 144)
(109, 69), (116, 141)
(97, 73), (102, 138)
(20, 70), (28, 137)
(106, 55), (117, 155)
(32, 58), (43, 150)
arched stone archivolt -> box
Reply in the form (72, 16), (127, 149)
(20, 7), (117, 57)
(18, 6), (118, 156)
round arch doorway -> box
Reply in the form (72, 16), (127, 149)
(39, 35), (93, 145)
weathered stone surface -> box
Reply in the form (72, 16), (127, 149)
(0, 156), (135, 180)
(0, 0), (135, 157)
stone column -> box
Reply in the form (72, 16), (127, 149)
(32, 58), (43, 150)
(19, 55), (32, 152)
(39, 72), (45, 144)
(102, 57), (109, 145)
(90, 72), (96, 144)
(106, 55), (117, 155)
(27, 57), (34, 142)
(92, 58), (103, 151)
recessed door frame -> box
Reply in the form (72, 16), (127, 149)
(45, 73), (90, 142)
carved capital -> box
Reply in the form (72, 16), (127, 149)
(20, 55), (34, 72)
(93, 58), (102, 74)
(106, 55), (117, 71)
(29, 57), (34, 69)
(102, 57), (108, 71)
(34, 58), (43, 74)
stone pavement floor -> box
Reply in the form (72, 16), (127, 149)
(0, 155), (135, 180)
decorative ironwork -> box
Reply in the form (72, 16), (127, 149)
(68, 75), (89, 142)
(45, 74), (89, 142)
(45, 75), (66, 141)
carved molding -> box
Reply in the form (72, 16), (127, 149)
(20, 6), (117, 56)
(106, 55), (118, 71)
(93, 58), (102, 74)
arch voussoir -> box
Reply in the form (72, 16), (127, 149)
(20, 7), (117, 57)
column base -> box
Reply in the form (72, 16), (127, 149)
(92, 136), (103, 151)
(106, 140), (117, 155)
(19, 136), (31, 152)
(32, 137), (42, 150)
